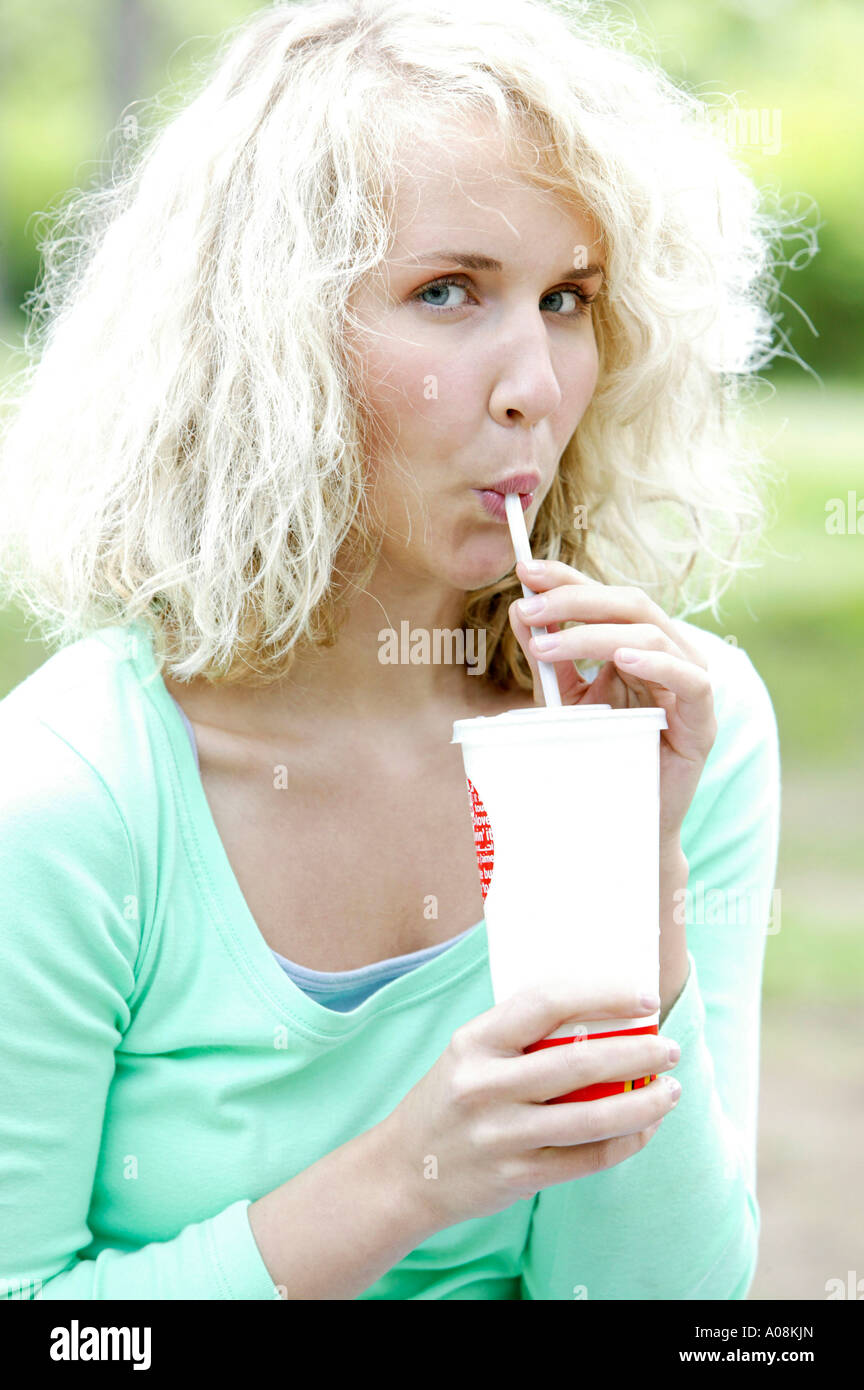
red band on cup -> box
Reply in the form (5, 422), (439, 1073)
(523, 1023), (659, 1103)
(466, 778), (494, 900)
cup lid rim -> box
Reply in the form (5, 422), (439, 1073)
(451, 704), (669, 740)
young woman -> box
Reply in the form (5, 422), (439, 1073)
(0, 0), (795, 1299)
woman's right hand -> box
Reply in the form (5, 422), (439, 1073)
(381, 983), (682, 1231)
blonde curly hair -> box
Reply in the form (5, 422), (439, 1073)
(0, 0), (815, 690)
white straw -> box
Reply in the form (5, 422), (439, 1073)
(504, 492), (562, 708)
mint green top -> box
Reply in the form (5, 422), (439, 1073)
(0, 620), (779, 1300)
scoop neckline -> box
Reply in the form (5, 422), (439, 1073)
(111, 623), (489, 1040)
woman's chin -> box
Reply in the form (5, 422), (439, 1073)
(388, 533), (517, 592)
(445, 551), (516, 592)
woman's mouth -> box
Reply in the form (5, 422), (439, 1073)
(471, 488), (535, 523)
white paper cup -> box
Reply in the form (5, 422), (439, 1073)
(451, 704), (668, 1103)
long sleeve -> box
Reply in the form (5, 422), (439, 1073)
(0, 714), (277, 1300)
(519, 644), (780, 1300)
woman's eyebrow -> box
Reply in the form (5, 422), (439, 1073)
(410, 250), (605, 279)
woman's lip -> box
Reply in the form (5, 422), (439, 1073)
(472, 488), (534, 522)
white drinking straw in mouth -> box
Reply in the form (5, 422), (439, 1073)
(504, 492), (562, 708)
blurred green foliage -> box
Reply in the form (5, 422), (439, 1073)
(636, 0), (864, 381)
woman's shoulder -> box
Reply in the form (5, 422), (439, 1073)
(1, 624), (127, 719)
(0, 631), (149, 1016)
(673, 619), (780, 852)
(0, 625), (153, 836)
(669, 617), (777, 736)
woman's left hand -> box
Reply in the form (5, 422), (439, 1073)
(508, 559), (718, 843)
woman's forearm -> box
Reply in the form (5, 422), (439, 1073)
(246, 1120), (441, 1299)
(659, 837), (690, 1027)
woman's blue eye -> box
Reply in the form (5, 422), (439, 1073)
(417, 281), (469, 309)
(542, 289), (590, 316)
(413, 275), (595, 318)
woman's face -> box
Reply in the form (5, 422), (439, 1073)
(345, 122), (605, 593)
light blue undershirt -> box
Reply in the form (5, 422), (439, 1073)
(169, 696), (475, 1011)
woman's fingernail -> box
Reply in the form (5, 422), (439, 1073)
(533, 633), (558, 652)
(518, 596), (544, 617)
(522, 560), (545, 574)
